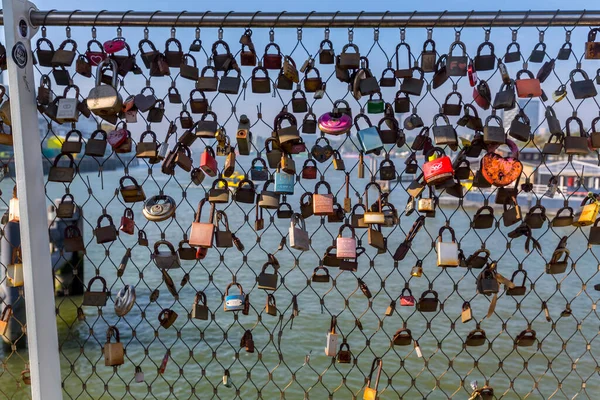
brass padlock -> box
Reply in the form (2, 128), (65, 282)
(7, 246), (23, 287)
(265, 294), (277, 316)
(104, 326), (125, 366)
(158, 308), (178, 329)
(119, 176), (146, 203)
(8, 186), (19, 223)
(0, 306), (12, 336)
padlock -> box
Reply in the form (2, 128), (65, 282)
(233, 179), (256, 204)
(465, 329), (487, 347)
(325, 316), (339, 357)
(250, 157), (269, 181)
(509, 110), (531, 142)
(311, 181), (334, 215)
(56, 86), (80, 123)
(400, 67), (425, 96)
(119, 176), (146, 203)
(213, 211), (233, 248)
(377, 116), (400, 145)
(363, 358), (383, 400)
(265, 294), (278, 316)
(36, 36), (56, 67)
(138, 38), (159, 69)
(137, 230), (149, 247)
(63, 225), (85, 253)
(275, 113), (300, 149)
(87, 59), (123, 118)
(158, 308), (178, 329)
(312, 266), (331, 283)
(209, 179), (230, 204)
(48, 153), (75, 183)
(379, 157), (396, 181)
(195, 112), (219, 139)
(304, 67), (323, 93)
(104, 326), (124, 367)
(289, 213), (310, 251)
(355, 114), (383, 155)
(502, 196), (522, 227)
(432, 113), (458, 149)
(83, 129), (107, 157)
(135, 367), (144, 383)
(318, 39), (335, 64)
(420, 37), (437, 72)
(528, 41), (546, 63)
(113, 284), (135, 317)
(301, 159), (318, 180)
(447, 41), (468, 76)
(152, 240), (180, 269)
(360, 89), (382, 114)
(473, 40), (495, 70)
(416, 290), (439, 312)
(274, 168), (295, 195)
(52, 39), (77, 67)
(258, 180), (280, 209)
(95, 214), (117, 244)
(163, 37), (184, 67)
(211, 39), (234, 71)
(436, 226), (459, 267)
(423, 147), (454, 185)
(142, 195), (176, 222)
(118, 207), (135, 235)
(339, 43), (360, 69)
(362, 182), (384, 224)
(493, 80), (516, 110)
(336, 224), (357, 259)
(461, 301), (473, 323)
(176, 239), (196, 261)
(197, 65), (219, 92)
(477, 265), (499, 295)
(482, 114), (505, 145)
(379, 67), (396, 87)
(191, 291), (209, 320)
(564, 115), (590, 155)
(506, 269), (527, 296)
(290, 89), (308, 113)
(368, 224), (386, 251)
(218, 68), (242, 94)
(257, 260), (279, 291)
(515, 69), (541, 98)
(394, 42), (413, 78)
(251, 66), (271, 94)
(6, 246), (23, 287)
(393, 328), (413, 347)
(263, 42), (283, 69)
(135, 131), (158, 159)
(542, 133), (563, 155)
(189, 199), (215, 248)
(82, 276), (109, 307)
(199, 146), (218, 177)
(266, 137), (283, 168)
(224, 283), (245, 312)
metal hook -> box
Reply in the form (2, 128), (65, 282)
(219, 11), (234, 39)
(41, 9), (57, 38)
(66, 10), (80, 39)
(404, 10), (417, 29)
(172, 11), (187, 37)
(91, 10), (107, 39)
(117, 10), (133, 37)
(248, 11), (261, 30)
(145, 10), (161, 40)
(455, 10), (474, 35)
(378, 10), (390, 30)
(567, 9), (586, 33)
(327, 11), (340, 39)
(270, 11), (286, 42)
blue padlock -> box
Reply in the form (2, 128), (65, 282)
(274, 169), (295, 194)
(224, 282), (245, 312)
(355, 114), (383, 155)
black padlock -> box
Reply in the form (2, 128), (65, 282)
(529, 42), (546, 63)
(569, 68), (597, 100)
(492, 80), (516, 110)
(421, 39), (437, 73)
(504, 42), (521, 63)
(483, 115), (505, 145)
(447, 41), (468, 76)
(442, 91), (462, 116)
(379, 158), (396, 181)
(474, 41), (496, 71)
(509, 110), (531, 142)
(563, 115), (589, 156)
(431, 113), (457, 149)
(400, 67), (424, 96)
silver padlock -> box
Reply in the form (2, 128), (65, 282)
(223, 370), (231, 388)
(135, 366), (144, 383)
(56, 87), (80, 123)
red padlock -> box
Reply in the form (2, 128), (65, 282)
(196, 247), (208, 260)
(107, 125), (128, 149)
(103, 37), (127, 54)
(85, 39), (107, 66)
(199, 147), (218, 177)
(301, 159), (318, 180)
(423, 147), (454, 185)
(473, 80), (491, 110)
(468, 60), (477, 87)
(399, 288), (415, 306)
(120, 207), (135, 235)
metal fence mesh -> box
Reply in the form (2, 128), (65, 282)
(0, 14), (600, 399)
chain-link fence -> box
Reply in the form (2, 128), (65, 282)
(1, 10), (600, 399)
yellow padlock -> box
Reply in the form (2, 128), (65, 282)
(363, 357), (382, 400)
(574, 196), (600, 227)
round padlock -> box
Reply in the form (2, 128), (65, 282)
(142, 195), (176, 222)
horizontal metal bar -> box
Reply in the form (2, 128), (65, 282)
(0, 10), (599, 28)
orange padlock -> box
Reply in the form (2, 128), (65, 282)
(200, 146), (218, 177)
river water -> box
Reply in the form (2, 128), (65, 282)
(2, 158), (599, 399)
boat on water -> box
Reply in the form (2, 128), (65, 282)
(217, 171), (245, 189)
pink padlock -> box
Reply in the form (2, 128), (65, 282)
(103, 37), (127, 55)
(336, 224), (357, 259)
(318, 112), (352, 135)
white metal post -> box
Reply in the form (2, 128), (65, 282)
(2, 1), (63, 399)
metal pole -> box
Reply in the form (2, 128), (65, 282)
(0, 10), (598, 28)
(2, 1), (63, 399)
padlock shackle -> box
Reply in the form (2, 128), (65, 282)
(153, 240), (177, 255)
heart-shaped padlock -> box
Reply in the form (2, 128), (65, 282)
(481, 139), (523, 187)
(134, 89), (157, 112)
(103, 38), (127, 54)
(107, 128), (127, 148)
(311, 137), (333, 163)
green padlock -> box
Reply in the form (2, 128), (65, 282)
(367, 92), (385, 114)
